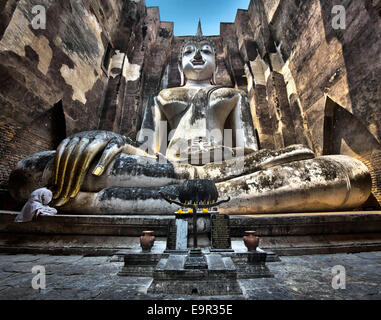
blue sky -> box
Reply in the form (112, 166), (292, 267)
(145, 0), (251, 36)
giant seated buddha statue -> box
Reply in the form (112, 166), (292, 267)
(9, 31), (372, 215)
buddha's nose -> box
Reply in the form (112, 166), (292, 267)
(194, 49), (202, 60)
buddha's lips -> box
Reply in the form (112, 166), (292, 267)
(191, 60), (205, 65)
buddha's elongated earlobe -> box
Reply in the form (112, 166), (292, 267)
(211, 66), (218, 85)
(178, 63), (185, 86)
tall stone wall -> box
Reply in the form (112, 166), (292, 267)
(1, 0), (380, 206)
(235, 0), (381, 206)
(0, 0), (149, 190)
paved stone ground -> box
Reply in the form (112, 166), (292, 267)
(0, 252), (380, 300)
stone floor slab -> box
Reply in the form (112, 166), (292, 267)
(0, 252), (379, 300)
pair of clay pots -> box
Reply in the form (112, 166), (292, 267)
(140, 231), (155, 252)
(243, 231), (259, 251)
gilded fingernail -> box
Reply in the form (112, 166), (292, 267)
(93, 166), (103, 176)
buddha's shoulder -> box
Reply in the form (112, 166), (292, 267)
(211, 87), (247, 100)
(157, 87), (192, 104)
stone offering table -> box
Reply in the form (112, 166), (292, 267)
(117, 239), (274, 296)
(147, 251), (242, 296)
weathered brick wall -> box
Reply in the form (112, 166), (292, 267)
(0, 102), (66, 189)
(0, 124), (51, 189)
(264, 0), (381, 152)
(0, 0), (148, 191)
(251, 0), (381, 205)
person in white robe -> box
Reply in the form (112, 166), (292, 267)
(15, 185), (57, 222)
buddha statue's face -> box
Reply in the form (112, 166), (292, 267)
(181, 40), (216, 83)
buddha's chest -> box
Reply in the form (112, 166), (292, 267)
(160, 92), (237, 130)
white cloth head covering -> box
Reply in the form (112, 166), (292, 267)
(15, 188), (57, 223)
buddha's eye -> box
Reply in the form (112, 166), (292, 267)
(201, 46), (212, 54)
(184, 47), (195, 55)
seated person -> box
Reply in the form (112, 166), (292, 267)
(15, 184), (58, 222)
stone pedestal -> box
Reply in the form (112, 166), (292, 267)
(147, 252), (242, 296)
(232, 250), (274, 279)
(117, 252), (163, 277)
(118, 243), (275, 296)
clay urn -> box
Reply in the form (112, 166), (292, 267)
(140, 231), (155, 252)
(243, 231), (259, 251)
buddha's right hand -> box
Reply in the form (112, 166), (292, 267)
(52, 130), (151, 206)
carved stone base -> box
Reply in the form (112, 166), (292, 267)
(148, 253), (242, 296)
(117, 253), (163, 277)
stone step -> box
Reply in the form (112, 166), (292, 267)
(1, 210), (381, 256)
(1, 233), (381, 256)
(147, 278), (243, 296)
(261, 233), (381, 256)
(162, 254), (186, 270)
(0, 211), (172, 237)
(206, 254), (235, 271)
(1, 210), (381, 237)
